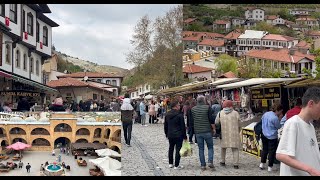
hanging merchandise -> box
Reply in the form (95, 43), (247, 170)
(241, 87), (249, 108)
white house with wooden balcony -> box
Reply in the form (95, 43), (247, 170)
(244, 48), (315, 77)
(245, 8), (265, 21)
(0, 4), (58, 84)
(236, 30), (268, 56)
(265, 15), (285, 25)
(0, 4), (58, 107)
(296, 17), (319, 29)
(261, 34), (298, 49)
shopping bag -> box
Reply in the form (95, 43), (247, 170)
(179, 141), (192, 157)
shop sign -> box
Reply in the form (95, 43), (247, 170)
(242, 128), (261, 158)
(264, 87), (280, 99)
(251, 89), (264, 99)
(262, 99), (268, 107)
(0, 91), (40, 97)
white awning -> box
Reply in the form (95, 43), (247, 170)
(216, 78), (301, 90)
(210, 78), (241, 87)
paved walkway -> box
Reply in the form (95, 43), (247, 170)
(0, 150), (96, 176)
(122, 119), (279, 176)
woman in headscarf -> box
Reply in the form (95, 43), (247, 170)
(215, 100), (241, 169)
(121, 93), (134, 146)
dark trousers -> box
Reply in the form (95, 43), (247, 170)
(135, 111), (141, 123)
(27, 168), (30, 173)
(168, 137), (183, 167)
(188, 127), (197, 143)
(261, 134), (278, 167)
(149, 115), (155, 124)
(122, 121), (133, 145)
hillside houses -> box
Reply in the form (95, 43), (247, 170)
(244, 48), (315, 77)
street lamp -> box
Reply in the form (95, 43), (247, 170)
(172, 64), (176, 87)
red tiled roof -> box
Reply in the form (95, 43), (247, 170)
(198, 39), (224, 47)
(285, 20), (295, 24)
(219, 71), (237, 78)
(265, 15), (279, 20)
(296, 17), (317, 21)
(262, 34), (295, 41)
(57, 72), (123, 78)
(47, 78), (113, 92)
(306, 30), (320, 36)
(184, 18), (197, 24)
(214, 20), (230, 25)
(182, 31), (224, 41)
(183, 64), (213, 74)
(295, 40), (311, 49)
(244, 49), (315, 63)
(224, 31), (241, 40)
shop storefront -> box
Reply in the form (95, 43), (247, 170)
(0, 69), (57, 110)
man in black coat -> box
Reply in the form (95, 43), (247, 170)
(164, 100), (187, 170)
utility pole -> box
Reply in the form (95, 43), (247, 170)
(172, 64), (176, 87)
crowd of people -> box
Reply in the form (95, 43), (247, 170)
(121, 87), (320, 176)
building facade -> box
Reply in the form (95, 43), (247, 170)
(0, 113), (121, 153)
(245, 8), (265, 21)
(0, 4), (59, 107)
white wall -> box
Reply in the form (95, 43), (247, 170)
(36, 19), (52, 56)
(0, 4), (22, 37)
(187, 71), (211, 80)
(12, 43), (29, 78)
(253, 9), (264, 21)
(49, 71), (65, 81)
(1, 34), (13, 73)
(30, 52), (42, 83)
(21, 5), (36, 46)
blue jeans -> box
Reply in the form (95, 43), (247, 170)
(196, 132), (214, 167)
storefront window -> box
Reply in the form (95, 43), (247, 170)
(36, 60), (40, 75)
(23, 54), (27, 71)
(30, 58), (34, 74)
(5, 44), (10, 65)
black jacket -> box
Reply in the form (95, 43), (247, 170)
(164, 109), (187, 139)
(49, 105), (66, 112)
(17, 99), (30, 111)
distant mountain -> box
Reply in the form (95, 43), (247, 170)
(53, 50), (130, 77)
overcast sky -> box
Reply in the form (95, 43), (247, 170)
(47, 4), (178, 70)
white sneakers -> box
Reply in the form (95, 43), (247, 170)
(169, 164), (184, 170)
(174, 165), (184, 170)
(259, 163), (273, 172)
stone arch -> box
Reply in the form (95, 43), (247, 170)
(104, 128), (111, 139)
(110, 145), (121, 154)
(31, 128), (50, 135)
(54, 123), (72, 132)
(94, 128), (102, 138)
(76, 128), (90, 136)
(12, 138), (27, 144)
(111, 129), (121, 143)
(32, 138), (50, 146)
(9, 127), (26, 135)
(0, 127), (6, 137)
(75, 139), (88, 143)
(1, 140), (8, 148)
(54, 137), (71, 148)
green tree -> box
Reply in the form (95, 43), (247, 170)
(254, 21), (282, 34)
(214, 54), (238, 76)
(314, 56), (320, 78)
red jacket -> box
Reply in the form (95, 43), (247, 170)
(286, 106), (302, 120)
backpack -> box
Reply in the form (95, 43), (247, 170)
(254, 119), (262, 141)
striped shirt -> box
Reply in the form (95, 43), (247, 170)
(191, 104), (215, 134)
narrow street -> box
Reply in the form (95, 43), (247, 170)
(122, 117), (279, 176)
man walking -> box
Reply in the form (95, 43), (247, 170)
(276, 87), (320, 176)
(18, 161), (23, 168)
(140, 99), (147, 127)
(191, 95), (216, 171)
(121, 93), (134, 147)
(164, 100), (187, 170)
(26, 163), (31, 173)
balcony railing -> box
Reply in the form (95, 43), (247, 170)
(10, 132), (26, 135)
(54, 128), (72, 132)
(31, 131), (50, 135)
(0, 134), (6, 138)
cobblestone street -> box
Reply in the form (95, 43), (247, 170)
(122, 119), (280, 176)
